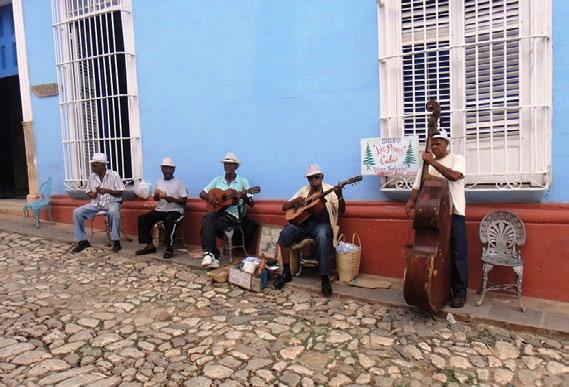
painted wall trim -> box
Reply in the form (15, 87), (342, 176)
(47, 196), (569, 303)
(12, 0), (38, 196)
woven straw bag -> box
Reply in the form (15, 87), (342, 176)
(336, 233), (361, 283)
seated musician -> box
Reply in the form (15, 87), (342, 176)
(274, 164), (345, 297)
(135, 158), (188, 259)
(199, 152), (252, 269)
(404, 130), (468, 308)
(72, 152), (125, 253)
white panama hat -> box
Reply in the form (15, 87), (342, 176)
(90, 153), (108, 164)
(161, 157), (176, 167)
(432, 129), (450, 142)
(220, 152), (240, 165)
(305, 164), (323, 177)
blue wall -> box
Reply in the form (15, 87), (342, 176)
(22, 0), (64, 193)
(133, 0), (380, 200)
(549, 0), (569, 202)
(21, 0), (569, 203)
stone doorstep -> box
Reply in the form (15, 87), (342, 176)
(0, 199), (28, 216)
(1, 212), (568, 338)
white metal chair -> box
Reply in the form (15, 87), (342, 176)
(222, 224), (248, 261)
(290, 238), (320, 276)
(476, 210), (526, 312)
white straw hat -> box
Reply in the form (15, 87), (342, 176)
(220, 152), (240, 165)
(90, 153), (108, 164)
(432, 129), (450, 142)
(305, 164), (323, 177)
(161, 157), (176, 167)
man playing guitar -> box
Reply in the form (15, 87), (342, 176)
(274, 164), (345, 297)
(199, 152), (254, 268)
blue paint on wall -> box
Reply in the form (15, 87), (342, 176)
(548, 0), (569, 202)
(133, 0), (381, 200)
(20, 0), (569, 203)
(22, 1), (65, 193)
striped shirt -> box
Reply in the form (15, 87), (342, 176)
(85, 170), (125, 207)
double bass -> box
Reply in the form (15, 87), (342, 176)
(403, 100), (453, 312)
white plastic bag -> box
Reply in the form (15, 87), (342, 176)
(133, 180), (151, 199)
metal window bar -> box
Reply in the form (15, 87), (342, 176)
(51, 0), (141, 190)
(378, 0), (551, 190)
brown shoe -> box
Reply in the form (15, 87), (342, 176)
(450, 296), (467, 308)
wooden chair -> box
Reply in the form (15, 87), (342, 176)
(90, 210), (111, 246)
(476, 210), (526, 312)
(153, 219), (187, 249)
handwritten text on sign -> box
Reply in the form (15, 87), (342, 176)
(360, 136), (420, 176)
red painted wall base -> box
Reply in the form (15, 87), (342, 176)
(48, 195), (569, 303)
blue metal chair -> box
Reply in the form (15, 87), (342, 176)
(23, 178), (53, 228)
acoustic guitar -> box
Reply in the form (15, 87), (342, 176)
(206, 186), (261, 213)
(285, 175), (362, 225)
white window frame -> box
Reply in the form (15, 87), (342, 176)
(51, 0), (142, 190)
(377, 0), (552, 196)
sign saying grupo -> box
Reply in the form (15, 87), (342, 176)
(361, 136), (420, 176)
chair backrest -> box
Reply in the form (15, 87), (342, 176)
(479, 210), (526, 258)
(37, 178), (53, 203)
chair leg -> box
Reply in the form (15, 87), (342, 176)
(239, 227), (248, 256)
(224, 229), (234, 262)
(513, 265), (525, 312)
(105, 215), (111, 247)
(48, 206), (53, 222)
(476, 263), (493, 306)
(176, 222), (187, 249)
(34, 211), (40, 228)
(296, 250), (304, 276)
(22, 208), (27, 225)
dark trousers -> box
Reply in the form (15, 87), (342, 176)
(451, 214), (468, 297)
(138, 210), (184, 248)
(277, 221), (333, 276)
(201, 211), (239, 258)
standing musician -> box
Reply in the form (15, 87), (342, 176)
(274, 164), (345, 297)
(199, 152), (252, 269)
(72, 152), (125, 253)
(404, 130), (468, 308)
(135, 157), (188, 259)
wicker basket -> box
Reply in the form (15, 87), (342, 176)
(336, 233), (361, 284)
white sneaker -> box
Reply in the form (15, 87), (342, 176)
(209, 259), (220, 269)
(201, 252), (214, 267)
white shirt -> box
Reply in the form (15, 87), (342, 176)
(291, 183), (341, 247)
(412, 153), (466, 216)
(154, 177), (188, 214)
(85, 170), (125, 207)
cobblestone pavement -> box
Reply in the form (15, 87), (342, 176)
(0, 231), (568, 386)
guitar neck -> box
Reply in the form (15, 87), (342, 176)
(309, 184), (342, 202)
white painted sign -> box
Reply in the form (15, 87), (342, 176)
(361, 136), (420, 176)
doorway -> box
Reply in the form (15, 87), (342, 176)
(0, 3), (27, 198)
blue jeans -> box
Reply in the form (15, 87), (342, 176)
(451, 215), (468, 297)
(73, 202), (121, 242)
(277, 221), (333, 276)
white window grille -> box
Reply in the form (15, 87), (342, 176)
(51, 0), (142, 190)
(378, 0), (551, 194)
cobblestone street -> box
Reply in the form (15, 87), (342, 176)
(0, 231), (568, 386)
